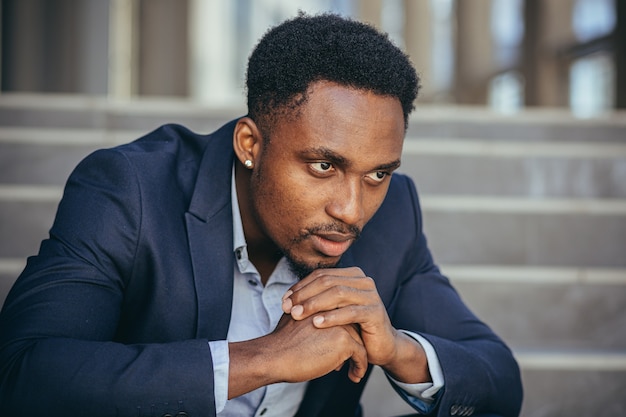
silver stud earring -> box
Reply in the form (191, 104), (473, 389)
(244, 159), (253, 169)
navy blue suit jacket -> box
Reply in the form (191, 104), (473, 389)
(0, 121), (522, 416)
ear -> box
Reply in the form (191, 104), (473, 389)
(233, 117), (263, 169)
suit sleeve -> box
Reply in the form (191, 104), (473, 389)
(0, 149), (217, 417)
(388, 176), (523, 417)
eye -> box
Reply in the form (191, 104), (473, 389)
(365, 171), (389, 183)
(310, 162), (334, 174)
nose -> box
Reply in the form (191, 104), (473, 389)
(326, 178), (364, 226)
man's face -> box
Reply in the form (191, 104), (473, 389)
(250, 81), (405, 276)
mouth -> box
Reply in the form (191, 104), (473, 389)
(310, 232), (356, 258)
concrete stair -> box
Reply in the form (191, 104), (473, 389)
(0, 94), (625, 416)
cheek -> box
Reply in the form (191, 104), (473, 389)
(251, 165), (312, 231)
(362, 184), (391, 222)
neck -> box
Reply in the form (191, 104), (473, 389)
(248, 243), (282, 285)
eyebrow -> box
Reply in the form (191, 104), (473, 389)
(299, 146), (401, 172)
(377, 160), (402, 171)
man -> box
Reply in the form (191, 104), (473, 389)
(0, 13), (522, 417)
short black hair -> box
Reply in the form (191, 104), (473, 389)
(246, 13), (420, 134)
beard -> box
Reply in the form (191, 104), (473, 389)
(285, 256), (336, 280)
(282, 223), (362, 279)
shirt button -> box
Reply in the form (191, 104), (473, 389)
(235, 249), (242, 260)
(248, 279), (258, 286)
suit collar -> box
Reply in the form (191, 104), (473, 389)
(185, 119), (239, 339)
(187, 119), (238, 221)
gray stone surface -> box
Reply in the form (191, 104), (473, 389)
(361, 366), (419, 417)
(520, 369), (626, 417)
(0, 270), (20, 307)
(0, 142), (98, 185)
(452, 281), (626, 350)
(0, 95), (240, 132)
(0, 200), (57, 258)
(400, 154), (626, 198)
(422, 210), (626, 267)
(406, 113), (626, 143)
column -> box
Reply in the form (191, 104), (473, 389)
(614, 0), (625, 108)
(188, 0), (238, 104)
(1, 0), (85, 93)
(78, 0), (110, 95)
(403, 0), (434, 101)
(137, 0), (189, 97)
(454, 0), (494, 104)
(358, 0), (383, 28)
(109, 0), (139, 98)
(523, 0), (575, 107)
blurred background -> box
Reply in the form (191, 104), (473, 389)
(0, 1), (625, 416)
(1, 0), (624, 115)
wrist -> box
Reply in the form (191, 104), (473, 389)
(381, 331), (430, 384)
(227, 336), (278, 399)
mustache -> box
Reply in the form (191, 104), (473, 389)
(292, 223), (362, 244)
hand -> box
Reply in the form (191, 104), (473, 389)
(227, 312), (367, 399)
(281, 267), (430, 384)
(269, 313), (368, 384)
(282, 267), (397, 366)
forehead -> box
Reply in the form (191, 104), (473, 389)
(269, 81), (405, 160)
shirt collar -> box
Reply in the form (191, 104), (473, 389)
(231, 166), (249, 272)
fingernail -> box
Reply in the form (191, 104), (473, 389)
(282, 290), (292, 300)
(291, 304), (304, 317)
(282, 297), (293, 313)
(313, 315), (324, 326)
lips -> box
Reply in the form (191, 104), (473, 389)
(310, 233), (355, 257)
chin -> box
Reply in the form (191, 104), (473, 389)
(285, 256), (339, 280)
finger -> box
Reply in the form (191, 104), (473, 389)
(286, 273), (376, 315)
(288, 284), (365, 320)
(347, 341), (368, 383)
(335, 324), (367, 383)
(281, 291), (293, 314)
(292, 272), (375, 303)
(312, 304), (379, 329)
(282, 268), (370, 315)
(287, 267), (366, 295)
(290, 279), (379, 321)
(341, 322), (363, 344)
(349, 358), (367, 383)
(334, 325), (363, 376)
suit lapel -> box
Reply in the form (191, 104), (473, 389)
(296, 372), (342, 416)
(297, 364), (369, 417)
(185, 120), (238, 339)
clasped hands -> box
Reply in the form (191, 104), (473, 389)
(277, 267), (428, 385)
(227, 267), (429, 399)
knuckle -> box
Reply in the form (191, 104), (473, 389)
(319, 274), (334, 288)
(333, 285), (347, 299)
(312, 269), (326, 279)
(348, 304), (361, 318)
(302, 298), (318, 312)
(348, 266), (365, 276)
